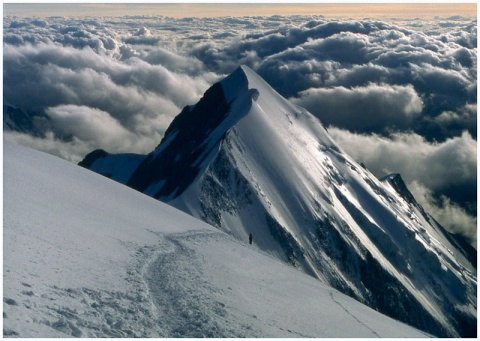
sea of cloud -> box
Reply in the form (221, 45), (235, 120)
(3, 14), (476, 245)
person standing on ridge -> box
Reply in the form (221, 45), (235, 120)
(249, 233), (253, 245)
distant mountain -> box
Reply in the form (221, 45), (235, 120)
(3, 103), (41, 134)
(80, 65), (477, 337)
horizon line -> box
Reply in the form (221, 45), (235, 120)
(4, 3), (477, 19)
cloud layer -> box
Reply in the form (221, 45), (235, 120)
(3, 40), (219, 158)
(206, 20), (474, 140)
(3, 13), (476, 244)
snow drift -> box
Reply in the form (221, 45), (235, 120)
(3, 142), (432, 337)
(80, 65), (476, 337)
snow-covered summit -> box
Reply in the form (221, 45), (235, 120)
(80, 65), (477, 337)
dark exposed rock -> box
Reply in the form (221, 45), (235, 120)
(127, 82), (232, 200)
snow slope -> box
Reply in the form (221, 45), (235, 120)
(3, 142), (431, 337)
(80, 66), (476, 337)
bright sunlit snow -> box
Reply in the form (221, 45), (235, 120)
(3, 142), (430, 337)
(169, 66), (476, 336)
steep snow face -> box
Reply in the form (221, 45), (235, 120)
(80, 66), (476, 337)
(4, 142), (432, 338)
(381, 173), (477, 268)
(171, 66), (477, 337)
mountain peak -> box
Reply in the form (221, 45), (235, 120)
(230, 65), (267, 89)
(381, 173), (417, 206)
(80, 66), (477, 337)
(125, 65), (266, 200)
(220, 65), (250, 101)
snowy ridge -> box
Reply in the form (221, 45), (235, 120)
(80, 66), (476, 337)
(4, 142), (432, 337)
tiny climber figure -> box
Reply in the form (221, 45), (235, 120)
(249, 233), (253, 245)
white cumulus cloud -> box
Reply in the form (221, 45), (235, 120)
(45, 105), (131, 145)
(292, 83), (423, 132)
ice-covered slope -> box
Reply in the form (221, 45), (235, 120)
(4, 142), (433, 338)
(80, 66), (476, 337)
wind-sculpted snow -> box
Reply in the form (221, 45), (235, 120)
(4, 142), (432, 338)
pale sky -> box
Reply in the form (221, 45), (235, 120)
(3, 2), (477, 19)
